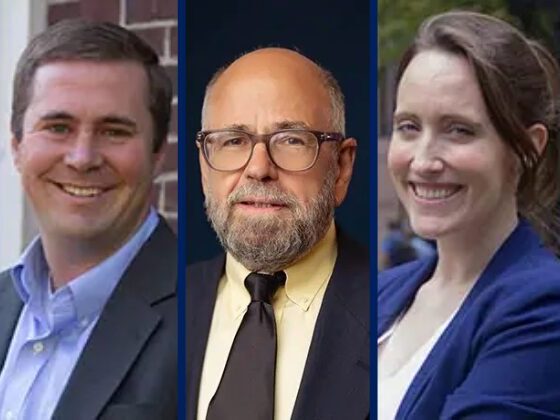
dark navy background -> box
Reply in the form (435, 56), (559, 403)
(186, 0), (370, 264)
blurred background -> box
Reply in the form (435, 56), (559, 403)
(0, 0), (178, 271)
(186, 0), (370, 265)
(377, 0), (560, 270)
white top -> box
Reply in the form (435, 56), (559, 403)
(377, 313), (455, 420)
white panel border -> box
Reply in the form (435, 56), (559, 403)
(0, 0), (46, 269)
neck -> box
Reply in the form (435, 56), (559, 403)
(431, 208), (518, 287)
(42, 235), (121, 289)
(40, 213), (149, 289)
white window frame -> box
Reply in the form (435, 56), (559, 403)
(0, 0), (46, 270)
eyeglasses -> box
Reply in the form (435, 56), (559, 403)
(196, 129), (345, 172)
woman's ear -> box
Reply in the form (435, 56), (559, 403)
(527, 123), (548, 156)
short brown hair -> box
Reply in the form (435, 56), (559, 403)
(11, 19), (172, 152)
(396, 11), (560, 247)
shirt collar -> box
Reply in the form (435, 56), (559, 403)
(225, 220), (337, 311)
(11, 208), (159, 322)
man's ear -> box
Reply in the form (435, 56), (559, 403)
(334, 137), (357, 207)
(527, 123), (548, 156)
(152, 141), (168, 178)
(198, 144), (210, 197)
(11, 136), (22, 172)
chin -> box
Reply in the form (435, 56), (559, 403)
(47, 215), (112, 239)
(58, 225), (107, 240)
(409, 215), (455, 240)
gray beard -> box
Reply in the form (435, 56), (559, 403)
(204, 170), (336, 272)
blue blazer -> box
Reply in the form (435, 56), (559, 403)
(0, 219), (177, 419)
(378, 220), (560, 419)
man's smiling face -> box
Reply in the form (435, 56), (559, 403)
(12, 59), (164, 248)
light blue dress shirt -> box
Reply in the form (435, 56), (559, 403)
(0, 209), (159, 419)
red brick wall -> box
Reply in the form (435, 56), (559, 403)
(47, 0), (178, 232)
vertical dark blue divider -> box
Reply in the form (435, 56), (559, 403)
(370, 0), (378, 415)
(177, 0), (186, 418)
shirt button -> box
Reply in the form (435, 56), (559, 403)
(32, 341), (44, 354)
(80, 317), (89, 327)
(5, 410), (14, 419)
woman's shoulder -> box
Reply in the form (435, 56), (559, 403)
(477, 248), (560, 317)
(487, 242), (560, 295)
(377, 257), (435, 297)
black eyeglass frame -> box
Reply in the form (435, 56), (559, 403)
(195, 129), (346, 172)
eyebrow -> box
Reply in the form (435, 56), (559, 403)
(100, 115), (138, 129)
(223, 123), (251, 131)
(392, 111), (418, 123)
(221, 120), (312, 133)
(37, 111), (137, 129)
(39, 111), (74, 121)
(272, 120), (311, 130)
(439, 114), (483, 128)
(393, 111), (483, 127)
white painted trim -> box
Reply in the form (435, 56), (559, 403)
(160, 57), (178, 66)
(155, 171), (178, 182)
(159, 211), (178, 219)
(163, 26), (171, 60)
(125, 20), (177, 30)
(47, 0), (78, 4)
(119, 0), (126, 26)
(0, 0), (46, 269)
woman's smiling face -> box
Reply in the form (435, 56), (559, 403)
(388, 49), (518, 240)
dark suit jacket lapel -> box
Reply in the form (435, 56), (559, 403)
(186, 254), (224, 420)
(53, 220), (177, 419)
(0, 271), (23, 366)
(291, 231), (370, 420)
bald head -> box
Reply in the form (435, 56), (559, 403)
(198, 48), (357, 271)
(202, 48), (345, 135)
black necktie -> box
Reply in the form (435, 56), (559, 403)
(207, 271), (286, 420)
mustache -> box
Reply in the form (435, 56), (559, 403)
(227, 183), (299, 208)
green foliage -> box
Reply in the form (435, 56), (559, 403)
(378, 0), (512, 68)
(522, 8), (559, 53)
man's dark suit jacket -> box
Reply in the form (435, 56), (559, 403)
(378, 220), (560, 418)
(0, 219), (177, 420)
(186, 229), (370, 420)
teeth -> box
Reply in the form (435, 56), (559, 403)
(413, 184), (458, 200)
(249, 202), (275, 208)
(61, 184), (103, 197)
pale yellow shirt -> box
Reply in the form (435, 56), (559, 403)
(197, 222), (337, 420)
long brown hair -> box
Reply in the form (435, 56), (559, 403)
(396, 11), (560, 250)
